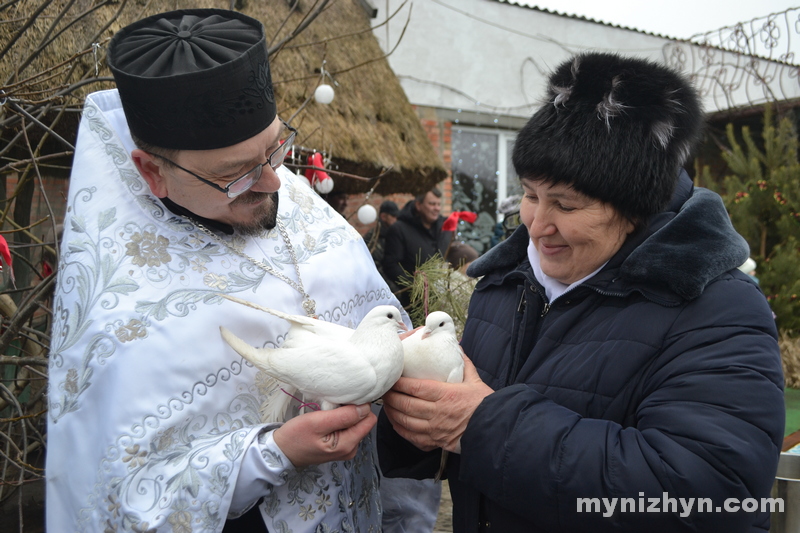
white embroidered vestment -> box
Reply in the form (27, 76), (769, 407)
(47, 89), (402, 532)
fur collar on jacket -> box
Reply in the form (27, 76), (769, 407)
(467, 174), (749, 302)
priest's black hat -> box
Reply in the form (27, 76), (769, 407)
(107, 9), (276, 150)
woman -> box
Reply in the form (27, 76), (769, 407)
(378, 53), (784, 532)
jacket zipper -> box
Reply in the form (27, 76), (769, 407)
(530, 283), (550, 316)
(588, 283), (682, 307)
(509, 283), (551, 383)
(507, 280), (679, 386)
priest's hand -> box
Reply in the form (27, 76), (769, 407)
(273, 403), (376, 468)
(382, 355), (493, 453)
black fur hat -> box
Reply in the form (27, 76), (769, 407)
(512, 52), (703, 221)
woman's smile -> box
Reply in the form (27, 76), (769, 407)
(520, 178), (635, 284)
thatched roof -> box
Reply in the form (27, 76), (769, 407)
(0, 0), (446, 195)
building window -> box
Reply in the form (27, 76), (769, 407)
(451, 126), (520, 253)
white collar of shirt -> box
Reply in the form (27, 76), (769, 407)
(527, 240), (606, 303)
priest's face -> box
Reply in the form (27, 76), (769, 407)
(140, 117), (285, 235)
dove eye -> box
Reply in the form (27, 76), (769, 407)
(439, 321), (445, 327)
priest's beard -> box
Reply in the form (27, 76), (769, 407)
(231, 191), (279, 236)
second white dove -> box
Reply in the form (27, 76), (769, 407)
(401, 311), (464, 383)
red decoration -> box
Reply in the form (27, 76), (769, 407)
(303, 152), (334, 194)
(442, 211), (478, 232)
(0, 234), (14, 284)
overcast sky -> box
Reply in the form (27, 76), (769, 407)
(516, 1), (800, 39)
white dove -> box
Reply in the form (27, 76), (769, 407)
(401, 310), (464, 482)
(402, 311), (464, 383)
(219, 295), (407, 419)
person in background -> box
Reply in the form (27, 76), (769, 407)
(739, 257), (759, 284)
(490, 194), (522, 248)
(323, 191), (349, 215)
(445, 241), (479, 273)
(364, 200), (401, 290)
(382, 187), (453, 307)
(378, 52), (784, 532)
(47, 9), (405, 532)
(381, 200), (400, 226)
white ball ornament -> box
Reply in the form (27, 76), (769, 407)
(357, 204), (378, 225)
(314, 176), (334, 194)
(314, 84), (335, 105)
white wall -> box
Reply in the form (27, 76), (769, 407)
(371, 0), (800, 118)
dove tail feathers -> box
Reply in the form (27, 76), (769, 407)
(219, 326), (273, 368)
(259, 378), (296, 423)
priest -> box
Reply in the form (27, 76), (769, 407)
(47, 8), (407, 532)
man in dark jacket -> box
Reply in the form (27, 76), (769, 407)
(378, 53), (784, 532)
(382, 187), (453, 307)
(363, 200), (400, 290)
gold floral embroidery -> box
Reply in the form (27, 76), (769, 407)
(122, 445), (147, 469)
(155, 427), (178, 452)
(167, 501), (192, 533)
(289, 184), (315, 214)
(303, 233), (316, 251)
(298, 504), (315, 521)
(126, 231), (172, 267)
(131, 522), (156, 533)
(190, 257), (208, 273)
(114, 319), (147, 343)
(203, 272), (229, 290)
(315, 492), (332, 511)
(64, 368), (79, 394)
(106, 495), (121, 519)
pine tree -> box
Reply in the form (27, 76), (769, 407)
(397, 254), (475, 336)
(702, 106), (800, 332)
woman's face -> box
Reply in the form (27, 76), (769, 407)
(519, 178), (635, 284)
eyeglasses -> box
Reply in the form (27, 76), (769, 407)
(150, 120), (297, 199)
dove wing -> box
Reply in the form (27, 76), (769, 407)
(220, 327), (379, 405)
(264, 341), (379, 404)
(446, 367), (464, 383)
(435, 335), (465, 383)
(280, 320), (352, 349)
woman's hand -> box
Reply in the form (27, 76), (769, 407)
(382, 354), (493, 453)
(273, 403), (376, 468)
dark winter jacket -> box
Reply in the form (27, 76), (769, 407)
(378, 176), (784, 532)
(363, 222), (397, 292)
(381, 200), (452, 305)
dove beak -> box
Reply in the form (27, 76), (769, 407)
(421, 328), (432, 340)
(397, 322), (408, 333)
